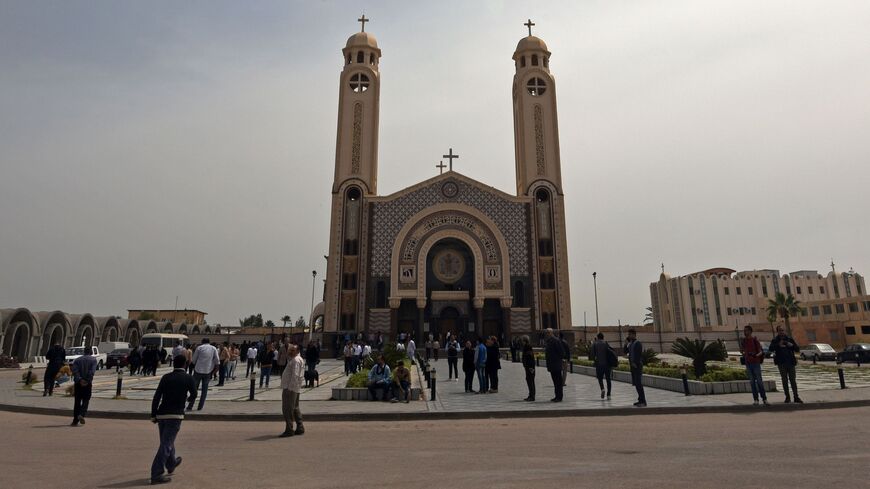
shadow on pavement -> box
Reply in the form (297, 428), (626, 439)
(247, 434), (280, 442)
(98, 478), (151, 488)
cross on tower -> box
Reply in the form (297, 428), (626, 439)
(661, 263), (665, 274)
(442, 148), (459, 171)
(524, 19), (535, 36)
(436, 161), (446, 175)
(358, 14), (369, 32)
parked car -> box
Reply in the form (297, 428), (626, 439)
(105, 348), (132, 369)
(65, 346), (107, 370)
(799, 343), (837, 361)
(836, 343), (870, 364)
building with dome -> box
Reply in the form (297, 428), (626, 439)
(315, 20), (573, 349)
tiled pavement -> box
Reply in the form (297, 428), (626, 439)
(2, 357), (868, 417)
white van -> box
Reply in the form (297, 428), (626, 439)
(98, 341), (130, 355)
(140, 333), (189, 363)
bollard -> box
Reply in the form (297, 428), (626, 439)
(430, 368), (437, 401)
(837, 361), (846, 389)
(812, 356), (816, 365)
(249, 371), (256, 401)
(680, 365), (690, 396)
(570, 360), (574, 373)
(425, 365), (431, 389)
(115, 370), (123, 398)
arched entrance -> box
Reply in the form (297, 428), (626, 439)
(425, 238), (474, 341)
(42, 324), (65, 355)
(3, 322), (30, 361)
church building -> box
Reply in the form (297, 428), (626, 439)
(318, 19), (573, 348)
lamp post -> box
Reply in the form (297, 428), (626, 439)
(593, 272), (600, 334)
(309, 270), (317, 343)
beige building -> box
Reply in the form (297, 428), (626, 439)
(127, 309), (207, 326)
(316, 20), (572, 351)
(650, 266), (868, 347)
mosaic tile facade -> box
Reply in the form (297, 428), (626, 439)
(369, 177), (530, 278)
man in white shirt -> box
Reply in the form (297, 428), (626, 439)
(352, 342), (363, 373)
(407, 337), (417, 365)
(279, 344), (305, 437)
(246, 345), (258, 377)
(187, 338), (219, 411)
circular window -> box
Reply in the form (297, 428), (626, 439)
(347, 187), (361, 201)
(349, 73), (370, 93)
(527, 77), (546, 96)
(441, 181), (459, 198)
(432, 249), (466, 284)
(536, 189), (550, 203)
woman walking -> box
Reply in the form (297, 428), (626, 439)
(521, 336), (535, 401)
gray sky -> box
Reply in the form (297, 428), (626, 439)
(1, 1), (868, 327)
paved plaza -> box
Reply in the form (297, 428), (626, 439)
(3, 356), (869, 420)
(0, 407), (866, 488)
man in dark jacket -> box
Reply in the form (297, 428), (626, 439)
(544, 328), (565, 402)
(461, 341), (476, 393)
(768, 326), (802, 403)
(71, 348), (97, 426)
(44, 343), (66, 396)
(590, 333), (614, 399)
(624, 328), (646, 407)
(521, 335), (536, 401)
(485, 336), (501, 393)
(150, 355), (196, 485)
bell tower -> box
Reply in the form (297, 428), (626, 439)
(324, 17), (382, 337)
(512, 21), (572, 331)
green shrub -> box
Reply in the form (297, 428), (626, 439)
(642, 348), (660, 365)
(361, 343), (410, 370)
(700, 369), (748, 382)
(346, 369), (370, 388)
(671, 337), (727, 378)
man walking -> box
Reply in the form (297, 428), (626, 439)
(768, 326), (802, 403)
(591, 333), (614, 399)
(544, 328), (564, 402)
(70, 347), (97, 426)
(149, 355), (196, 485)
(406, 337), (417, 364)
(279, 344), (305, 437)
(44, 343), (66, 396)
(188, 338), (219, 411)
(624, 328), (646, 407)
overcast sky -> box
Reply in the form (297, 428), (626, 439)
(1, 0), (868, 327)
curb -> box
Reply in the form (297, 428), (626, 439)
(2, 398), (869, 422)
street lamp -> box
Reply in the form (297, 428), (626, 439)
(593, 272), (600, 334)
(309, 270), (317, 343)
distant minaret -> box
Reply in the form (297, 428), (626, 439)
(512, 21), (572, 331)
(324, 17), (382, 335)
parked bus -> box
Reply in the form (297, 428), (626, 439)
(140, 333), (189, 363)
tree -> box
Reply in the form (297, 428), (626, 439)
(295, 316), (307, 329)
(138, 311), (157, 321)
(265, 320), (275, 328)
(643, 306), (654, 325)
(281, 315), (291, 328)
(239, 314), (264, 328)
(671, 337), (727, 379)
(766, 292), (805, 337)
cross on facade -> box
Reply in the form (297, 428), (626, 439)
(661, 263), (665, 274)
(358, 14), (369, 32)
(442, 148), (459, 171)
(436, 160), (446, 175)
(524, 19), (535, 36)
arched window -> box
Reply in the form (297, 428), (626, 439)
(520, 56), (526, 68)
(543, 56), (549, 68)
(349, 73), (370, 93)
(376, 281), (387, 308)
(347, 53), (352, 65)
(531, 54), (539, 66)
(369, 53), (375, 65)
(527, 77), (547, 96)
(514, 281), (525, 307)
(357, 51), (364, 63)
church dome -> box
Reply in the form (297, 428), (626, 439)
(515, 35), (548, 53)
(346, 31), (379, 49)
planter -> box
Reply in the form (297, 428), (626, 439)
(571, 365), (776, 395)
(331, 387), (423, 401)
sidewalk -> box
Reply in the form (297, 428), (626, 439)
(2, 359), (867, 421)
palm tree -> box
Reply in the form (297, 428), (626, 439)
(281, 315), (291, 328)
(766, 292), (805, 337)
(643, 306), (654, 325)
(671, 337), (727, 378)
